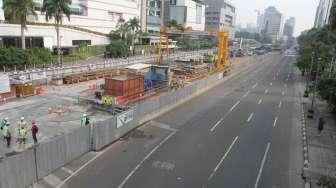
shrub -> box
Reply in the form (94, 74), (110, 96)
(0, 47), (27, 68)
(26, 48), (53, 65)
(106, 41), (129, 58)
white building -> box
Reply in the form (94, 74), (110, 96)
(261, 6), (283, 42)
(168, 0), (205, 31)
(314, 0), (334, 28)
(204, 0), (236, 39)
(0, 0), (142, 49)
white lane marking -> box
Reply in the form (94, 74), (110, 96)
(265, 89), (268, 94)
(230, 101), (241, 112)
(61, 167), (74, 174)
(252, 83), (258, 89)
(208, 136), (239, 180)
(270, 82), (273, 86)
(44, 174), (62, 187)
(282, 91), (285, 96)
(243, 90), (250, 98)
(254, 143), (271, 188)
(247, 113), (254, 122)
(57, 139), (127, 188)
(258, 98), (263, 105)
(273, 117), (278, 127)
(118, 131), (176, 188)
(278, 101), (282, 108)
(210, 118), (224, 132)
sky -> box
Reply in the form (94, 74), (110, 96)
(230, 0), (320, 36)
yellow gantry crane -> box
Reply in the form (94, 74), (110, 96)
(157, 27), (170, 65)
(216, 31), (229, 72)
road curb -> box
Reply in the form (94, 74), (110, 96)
(300, 96), (311, 187)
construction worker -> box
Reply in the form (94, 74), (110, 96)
(1, 118), (11, 148)
(18, 117), (28, 129)
(18, 126), (28, 149)
(81, 114), (90, 127)
(31, 120), (39, 144)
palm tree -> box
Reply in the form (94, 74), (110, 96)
(329, 1), (336, 31)
(3, 0), (36, 49)
(42, 0), (71, 64)
(127, 17), (140, 54)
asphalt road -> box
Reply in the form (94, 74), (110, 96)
(61, 53), (303, 188)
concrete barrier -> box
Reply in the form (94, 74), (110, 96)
(36, 126), (90, 178)
(0, 56), (257, 187)
(0, 148), (36, 188)
(91, 72), (226, 151)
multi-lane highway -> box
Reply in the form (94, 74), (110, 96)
(57, 53), (303, 188)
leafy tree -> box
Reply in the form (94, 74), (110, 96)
(42, 0), (72, 64)
(106, 41), (129, 58)
(167, 19), (184, 31)
(3, 0), (37, 49)
(167, 19), (178, 27)
(317, 175), (336, 188)
(26, 48), (53, 66)
(329, 0), (336, 31)
(127, 17), (140, 54)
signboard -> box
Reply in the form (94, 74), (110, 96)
(0, 74), (10, 93)
(116, 109), (134, 128)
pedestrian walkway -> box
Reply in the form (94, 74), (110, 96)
(303, 97), (336, 187)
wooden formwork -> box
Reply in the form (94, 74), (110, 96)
(63, 69), (129, 84)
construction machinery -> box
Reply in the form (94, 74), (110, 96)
(215, 31), (230, 72)
(157, 27), (170, 65)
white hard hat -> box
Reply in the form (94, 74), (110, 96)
(21, 117), (25, 120)
(4, 117), (8, 121)
(83, 114), (87, 117)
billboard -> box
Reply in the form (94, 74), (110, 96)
(0, 74), (10, 93)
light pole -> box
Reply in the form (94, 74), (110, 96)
(309, 57), (321, 116)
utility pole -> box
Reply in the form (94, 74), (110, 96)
(161, 0), (165, 26)
(310, 57), (321, 114)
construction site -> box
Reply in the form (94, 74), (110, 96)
(0, 30), (262, 188)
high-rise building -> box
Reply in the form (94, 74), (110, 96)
(314, 0), (334, 28)
(283, 17), (295, 38)
(260, 6), (283, 42)
(204, 0), (236, 39)
(256, 11), (264, 33)
(0, 0), (143, 48)
(146, 0), (162, 33)
(167, 0), (205, 31)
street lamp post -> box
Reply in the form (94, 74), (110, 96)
(309, 57), (321, 117)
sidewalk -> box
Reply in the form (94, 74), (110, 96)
(302, 92), (336, 187)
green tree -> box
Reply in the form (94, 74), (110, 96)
(329, 0), (336, 31)
(3, 0), (37, 49)
(42, 0), (72, 64)
(127, 17), (140, 54)
(167, 19), (178, 27)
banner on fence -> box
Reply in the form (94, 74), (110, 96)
(117, 109), (134, 128)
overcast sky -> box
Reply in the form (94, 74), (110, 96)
(230, 0), (320, 36)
